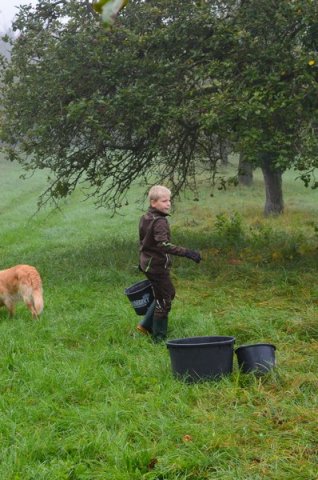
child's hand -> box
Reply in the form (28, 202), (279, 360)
(185, 250), (202, 263)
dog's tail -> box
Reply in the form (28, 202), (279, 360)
(32, 287), (44, 316)
(22, 266), (44, 317)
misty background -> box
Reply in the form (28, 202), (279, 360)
(0, 0), (37, 57)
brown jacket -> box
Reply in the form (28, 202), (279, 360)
(139, 207), (187, 274)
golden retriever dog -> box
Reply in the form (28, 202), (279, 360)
(0, 265), (44, 318)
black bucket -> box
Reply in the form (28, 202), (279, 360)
(124, 279), (154, 316)
(166, 336), (235, 383)
(235, 343), (276, 374)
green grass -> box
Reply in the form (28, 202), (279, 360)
(0, 156), (317, 479)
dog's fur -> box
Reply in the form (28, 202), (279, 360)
(0, 265), (44, 318)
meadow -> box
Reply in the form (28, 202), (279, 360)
(0, 155), (317, 479)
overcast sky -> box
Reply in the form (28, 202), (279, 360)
(0, 0), (37, 31)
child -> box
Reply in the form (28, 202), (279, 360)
(137, 185), (201, 342)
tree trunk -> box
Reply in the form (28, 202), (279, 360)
(261, 153), (284, 216)
(238, 153), (253, 186)
(219, 140), (229, 166)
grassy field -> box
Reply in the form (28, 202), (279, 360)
(0, 156), (317, 479)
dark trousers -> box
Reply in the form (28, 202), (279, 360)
(144, 271), (175, 319)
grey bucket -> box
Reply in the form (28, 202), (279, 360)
(166, 336), (235, 383)
(235, 343), (276, 374)
(124, 279), (154, 316)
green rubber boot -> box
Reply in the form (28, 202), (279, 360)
(136, 300), (155, 336)
(152, 316), (168, 343)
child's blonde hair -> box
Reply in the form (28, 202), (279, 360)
(148, 185), (171, 202)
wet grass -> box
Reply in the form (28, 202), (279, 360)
(0, 156), (317, 479)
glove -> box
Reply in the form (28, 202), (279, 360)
(184, 250), (202, 263)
